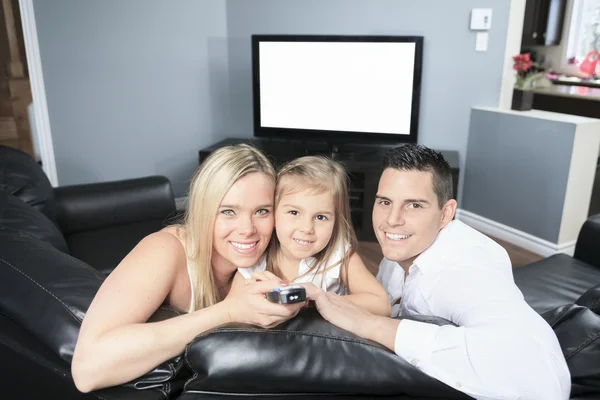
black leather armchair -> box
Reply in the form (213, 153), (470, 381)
(53, 176), (177, 275)
(0, 145), (179, 399)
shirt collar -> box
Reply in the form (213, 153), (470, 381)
(411, 220), (456, 274)
(299, 257), (315, 275)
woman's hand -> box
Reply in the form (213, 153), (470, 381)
(224, 278), (304, 328)
(246, 270), (284, 285)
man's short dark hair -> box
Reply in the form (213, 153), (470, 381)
(382, 144), (453, 208)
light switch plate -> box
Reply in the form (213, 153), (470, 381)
(475, 32), (489, 51)
(471, 8), (492, 30)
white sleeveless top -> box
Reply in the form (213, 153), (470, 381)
(174, 235), (196, 313)
(237, 243), (350, 295)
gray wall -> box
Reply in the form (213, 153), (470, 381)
(224, 0), (511, 201)
(35, 0), (511, 199)
(34, 0), (230, 195)
(462, 108), (576, 242)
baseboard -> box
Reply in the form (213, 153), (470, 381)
(175, 196), (188, 211)
(456, 209), (576, 257)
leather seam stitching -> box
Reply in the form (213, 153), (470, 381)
(565, 331), (600, 360)
(548, 305), (578, 327)
(183, 344), (199, 392)
(10, 232), (104, 280)
(201, 328), (378, 347)
(0, 256), (82, 323)
(590, 296), (600, 312)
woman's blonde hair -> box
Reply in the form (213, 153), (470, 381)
(183, 143), (275, 311)
(266, 156), (358, 291)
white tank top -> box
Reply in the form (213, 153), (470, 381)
(174, 235), (196, 313)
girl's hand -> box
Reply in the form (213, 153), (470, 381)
(224, 279), (303, 328)
(298, 282), (323, 301)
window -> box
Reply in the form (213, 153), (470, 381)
(566, 0), (600, 65)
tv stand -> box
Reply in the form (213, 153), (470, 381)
(326, 142), (340, 161)
(198, 138), (459, 242)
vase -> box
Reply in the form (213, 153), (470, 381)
(511, 88), (534, 111)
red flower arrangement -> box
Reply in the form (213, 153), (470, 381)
(513, 53), (532, 73)
(513, 53), (543, 90)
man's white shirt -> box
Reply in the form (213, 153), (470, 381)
(376, 220), (570, 400)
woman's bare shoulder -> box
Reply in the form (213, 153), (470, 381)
(161, 224), (185, 240)
(77, 228), (191, 343)
(135, 228), (185, 257)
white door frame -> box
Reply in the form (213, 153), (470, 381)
(19, 0), (58, 186)
(499, 0), (526, 110)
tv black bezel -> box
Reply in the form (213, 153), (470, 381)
(251, 34), (424, 144)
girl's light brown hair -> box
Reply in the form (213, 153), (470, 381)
(182, 143), (275, 311)
(267, 156), (358, 291)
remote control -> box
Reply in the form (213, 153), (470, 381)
(267, 285), (307, 304)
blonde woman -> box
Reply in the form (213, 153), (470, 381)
(71, 144), (303, 392)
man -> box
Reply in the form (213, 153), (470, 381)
(313, 144), (571, 400)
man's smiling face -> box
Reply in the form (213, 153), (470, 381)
(372, 168), (454, 270)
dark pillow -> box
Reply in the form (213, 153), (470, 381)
(0, 145), (57, 222)
(182, 307), (469, 398)
(0, 191), (69, 253)
(0, 231), (189, 397)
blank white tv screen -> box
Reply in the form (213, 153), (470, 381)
(258, 41), (416, 136)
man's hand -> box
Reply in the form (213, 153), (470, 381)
(314, 292), (399, 351)
(313, 292), (374, 337)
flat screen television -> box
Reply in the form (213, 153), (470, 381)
(252, 34), (423, 144)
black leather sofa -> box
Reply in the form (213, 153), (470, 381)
(1, 144), (599, 399)
(0, 145), (181, 399)
(513, 216), (600, 315)
(512, 219), (600, 399)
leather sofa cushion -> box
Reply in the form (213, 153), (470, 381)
(0, 312), (168, 400)
(0, 145), (57, 222)
(0, 231), (189, 397)
(574, 214), (600, 269)
(65, 219), (169, 276)
(53, 176), (175, 235)
(178, 394), (459, 400)
(183, 308), (469, 399)
(544, 285), (600, 398)
(0, 231), (104, 363)
(575, 284), (600, 314)
(513, 253), (600, 314)
(0, 191), (69, 253)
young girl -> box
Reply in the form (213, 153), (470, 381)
(238, 156), (391, 316)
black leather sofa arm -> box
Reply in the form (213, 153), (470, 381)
(574, 214), (600, 269)
(53, 176), (176, 235)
